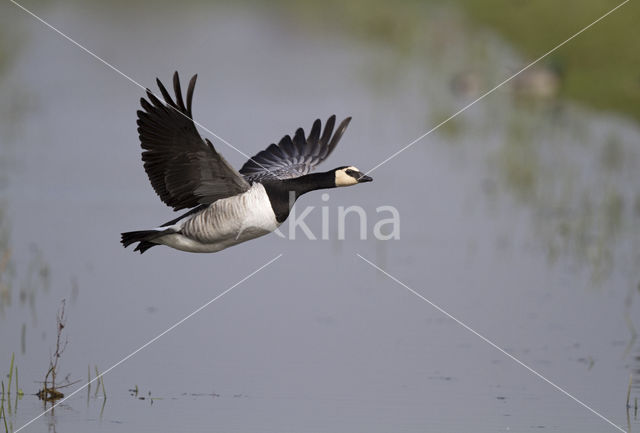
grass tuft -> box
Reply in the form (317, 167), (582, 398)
(37, 300), (67, 403)
(1, 404), (8, 433)
(94, 365), (107, 401)
(6, 355), (13, 397)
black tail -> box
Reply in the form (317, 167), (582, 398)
(121, 230), (169, 254)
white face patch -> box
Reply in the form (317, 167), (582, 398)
(335, 166), (360, 187)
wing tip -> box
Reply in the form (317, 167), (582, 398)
(339, 116), (352, 130)
(187, 74), (198, 114)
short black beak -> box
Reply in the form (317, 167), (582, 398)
(358, 174), (373, 183)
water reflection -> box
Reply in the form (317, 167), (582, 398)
(308, 0), (640, 289)
(491, 108), (638, 286)
(0, 198), (13, 315)
(376, 4), (640, 288)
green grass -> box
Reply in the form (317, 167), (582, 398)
(0, 404), (8, 433)
(3, 0), (637, 121)
(6, 355), (13, 398)
(277, 0), (640, 123)
(447, 0), (640, 122)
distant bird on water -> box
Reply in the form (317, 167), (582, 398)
(121, 72), (372, 254)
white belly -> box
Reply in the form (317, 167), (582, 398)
(155, 183), (280, 253)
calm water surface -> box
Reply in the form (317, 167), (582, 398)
(0, 2), (639, 432)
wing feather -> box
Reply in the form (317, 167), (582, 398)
(239, 115), (351, 182)
(137, 71), (249, 210)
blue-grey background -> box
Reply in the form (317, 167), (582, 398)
(0, 1), (638, 432)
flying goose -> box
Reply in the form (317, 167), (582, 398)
(121, 72), (372, 253)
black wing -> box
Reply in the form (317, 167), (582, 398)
(239, 115), (351, 182)
(137, 72), (250, 211)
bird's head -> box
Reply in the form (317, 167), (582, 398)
(333, 166), (373, 187)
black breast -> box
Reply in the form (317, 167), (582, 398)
(261, 181), (296, 223)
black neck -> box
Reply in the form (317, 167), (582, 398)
(262, 171), (336, 223)
(281, 171), (336, 198)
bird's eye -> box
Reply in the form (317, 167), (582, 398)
(346, 169), (356, 176)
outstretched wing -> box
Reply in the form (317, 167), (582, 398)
(239, 115), (351, 182)
(137, 72), (250, 211)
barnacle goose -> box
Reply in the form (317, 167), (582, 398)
(121, 72), (372, 253)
